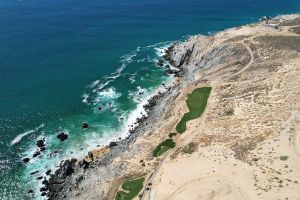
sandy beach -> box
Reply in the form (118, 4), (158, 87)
(47, 14), (300, 200)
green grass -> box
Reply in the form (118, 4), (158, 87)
(153, 139), (176, 157)
(176, 87), (211, 134)
(115, 177), (145, 200)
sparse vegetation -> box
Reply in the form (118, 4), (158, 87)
(115, 177), (145, 200)
(153, 139), (176, 157)
(168, 132), (177, 138)
(235, 61), (242, 65)
(176, 87), (211, 133)
(225, 107), (234, 116)
(280, 156), (289, 161)
(181, 142), (198, 154)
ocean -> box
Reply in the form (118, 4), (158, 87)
(0, 0), (299, 199)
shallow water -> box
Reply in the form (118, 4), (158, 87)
(0, 0), (300, 199)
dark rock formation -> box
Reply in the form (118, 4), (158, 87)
(33, 151), (40, 158)
(165, 69), (174, 74)
(30, 171), (39, 175)
(41, 192), (47, 196)
(156, 59), (164, 66)
(22, 158), (30, 163)
(45, 169), (51, 175)
(57, 132), (68, 141)
(82, 123), (89, 129)
(88, 151), (93, 161)
(37, 139), (45, 148)
(108, 141), (118, 148)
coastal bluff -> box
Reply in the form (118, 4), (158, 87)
(47, 14), (300, 200)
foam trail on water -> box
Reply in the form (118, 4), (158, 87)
(11, 124), (44, 146)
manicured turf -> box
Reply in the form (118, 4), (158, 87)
(115, 177), (145, 200)
(153, 139), (176, 157)
(176, 87), (211, 134)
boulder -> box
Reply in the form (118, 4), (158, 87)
(156, 59), (164, 66)
(108, 141), (118, 148)
(71, 158), (77, 163)
(45, 169), (51, 176)
(42, 179), (49, 185)
(37, 140), (45, 148)
(165, 69), (174, 74)
(57, 132), (68, 141)
(22, 158), (30, 163)
(30, 171), (39, 175)
(88, 151), (93, 160)
(33, 151), (41, 158)
(82, 123), (89, 129)
(81, 159), (90, 170)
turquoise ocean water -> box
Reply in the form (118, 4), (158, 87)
(0, 0), (300, 199)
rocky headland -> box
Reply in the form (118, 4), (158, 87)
(41, 14), (300, 200)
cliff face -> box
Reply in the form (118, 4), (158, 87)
(48, 15), (300, 200)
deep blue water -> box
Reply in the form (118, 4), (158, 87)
(0, 0), (300, 199)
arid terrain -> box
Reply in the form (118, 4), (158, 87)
(48, 14), (300, 200)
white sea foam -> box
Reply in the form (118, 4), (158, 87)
(82, 93), (89, 103)
(129, 75), (136, 83)
(154, 46), (169, 57)
(120, 50), (137, 63)
(97, 87), (121, 99)
(10, 124), (44, 146)
(89, 80), (100, 88)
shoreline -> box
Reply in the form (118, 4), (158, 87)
(44, 43), (183, 199)
(44, 13), (300, 200)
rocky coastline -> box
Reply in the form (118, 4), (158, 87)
(40, 43), (184, 199)
(30, 14), (300, 199)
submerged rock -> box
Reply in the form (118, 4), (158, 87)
(57, 132), (68, 141)
(82, 123), (89, 129)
